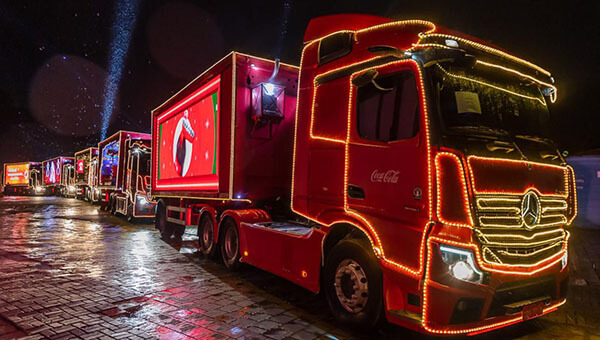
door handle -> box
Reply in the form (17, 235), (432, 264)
(347, 185), (365, 199)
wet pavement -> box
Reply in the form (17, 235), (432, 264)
(0, 196), (599, 340)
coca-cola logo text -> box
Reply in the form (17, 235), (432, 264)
(370, 170), (400, 183)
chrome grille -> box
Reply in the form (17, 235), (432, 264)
(474, 194), (567, 266)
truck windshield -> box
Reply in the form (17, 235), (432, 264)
(430, 62), (551, 138)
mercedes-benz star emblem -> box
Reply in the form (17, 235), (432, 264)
(521, 191), (540, 228)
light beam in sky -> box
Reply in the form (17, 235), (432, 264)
(100, 0), (139, 140)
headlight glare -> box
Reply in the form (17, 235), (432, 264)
(440, 245), (483, 284)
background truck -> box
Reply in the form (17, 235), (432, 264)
(74, 147), (99, 201)
(3, 162), (43, 196)
(42, 156), (74, 196)
(95, 130), (155, 220)
(151, 14), (576, 335)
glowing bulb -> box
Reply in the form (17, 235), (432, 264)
(263, 83), (276, 96)
(451, 261), (474, 281)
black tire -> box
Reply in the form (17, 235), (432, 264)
(155, 202), (174, 240)
(110, 196), (117, 215)
(174, 225), (185, 240)
(220, 218), (241, 270)
(324, 238), (383, 329)
(198, 213), (217, 257)
(126, 203), (135, 223)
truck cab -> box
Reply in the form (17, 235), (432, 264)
(95, 130), (155, 220)
(290, 15), (574, 334)
(112, 139), (156, 220)
(74, 147), (99, 201)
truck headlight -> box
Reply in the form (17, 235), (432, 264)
(35, 186), (43, 193)
(68, 185), (76, 192)
(439, 245), (483, 284)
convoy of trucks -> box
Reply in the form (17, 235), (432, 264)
(1, 14), (578, 336)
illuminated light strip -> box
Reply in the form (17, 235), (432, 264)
(480, 238), (567, 252)
(483, 247), (503, 263)
(409, 43), (453, 51)
(229, 53), (237, 199)
(478, 228), (565, 241)
(421, 237), (567, 334)
(475, 60), (557, 103)
(566, 165), (578, 225)
(478, 218), (566, 230)
(542, 205), (567, 213)
(495, 240), (565, 258)
(152, 193), (250, 202)
(355, 19), (436, 35)
(308, 81), (346, 144)
(466, 155), (570, 198)
(157, 78), (221, 123)
(434, 152), (474, 228)
(156, 182), (219, 189)
(305, 20), (436, 45)
(436, 64), (546, 105)
(419, 33), (552, 77)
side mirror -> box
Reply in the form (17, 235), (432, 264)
(352, 69), (379, 87)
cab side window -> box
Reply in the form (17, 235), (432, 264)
(356, 71), (419, 142)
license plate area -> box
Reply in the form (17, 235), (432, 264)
(522, 301), (545, 320)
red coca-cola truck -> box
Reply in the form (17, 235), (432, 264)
(74, 147), (99, 201)
(95, 130), (156, 220)
(151, 15), (576, 335)
(3, 162), (43, 196)
(42, 156), (75, 196)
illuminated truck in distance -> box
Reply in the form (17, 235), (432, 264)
(74, 147), (99, 201)
(42, 156), (74, 196)
(94, 130), (155, 220)
(151, 15), (576, 335)
(3, 162), (43, 196)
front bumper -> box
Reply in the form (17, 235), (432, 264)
(421, 241), (568, 335)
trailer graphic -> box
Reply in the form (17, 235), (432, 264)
(3, 162), (43, 196)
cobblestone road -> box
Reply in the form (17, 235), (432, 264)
(0, 197), (599, 340)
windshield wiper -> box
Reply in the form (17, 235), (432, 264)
(515, 134), (554, 145)
(447, 125), (510, 137)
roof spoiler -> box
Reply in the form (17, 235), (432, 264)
(303, 14), (392, 44)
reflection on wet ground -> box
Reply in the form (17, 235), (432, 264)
(0, 196), (598, 339)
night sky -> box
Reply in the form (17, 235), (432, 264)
(1, 0), (598, 167)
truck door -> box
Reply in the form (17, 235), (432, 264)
(347, 62), (430, 271)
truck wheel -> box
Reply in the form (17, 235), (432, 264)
(324, 238), (383, 329)
(110, 196), (117, 215)
(126, 204), (135, 223)
(198, 214), (216, 257)
(156, 203), (174, 240)
(220, 219), (240, 270)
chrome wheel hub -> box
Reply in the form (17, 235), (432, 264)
(334, 259), (368, 313)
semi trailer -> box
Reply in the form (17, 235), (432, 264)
(3, 162), (43, 196)
(42, 156), (75, 196)
(74, 147), (99, 201)
(95, 130), (155, 219)
(151, 14), (575, 335)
